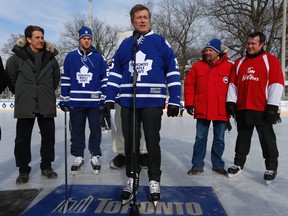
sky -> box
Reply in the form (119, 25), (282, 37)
(0, 0), (145, 59)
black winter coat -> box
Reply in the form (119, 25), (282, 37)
(6, 38), (60, 118)
(0, 55), (13, 94)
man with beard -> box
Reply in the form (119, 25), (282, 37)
(184, 38), (233, 176)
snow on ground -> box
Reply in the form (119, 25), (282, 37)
(0, 110), (287, 215)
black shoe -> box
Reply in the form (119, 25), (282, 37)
(187, 166), (203, 175)
(41, 168), (57, 179)
(227, 165), (242, 177)
(212, 168), (227, 175)
(264, 170), (277, 181)
(16, 172), (29, 184)
(109, 154), (126, 169)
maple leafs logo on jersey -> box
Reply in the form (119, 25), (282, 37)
(76, 66), (93, 87)
(129, 51), (153, 81)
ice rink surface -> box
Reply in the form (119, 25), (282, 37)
(0, 111), (287, 215)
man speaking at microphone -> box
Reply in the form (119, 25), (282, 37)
(105, 4), (181, 206)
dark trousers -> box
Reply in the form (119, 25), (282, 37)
(15, 115), (55, 173)
(121, 106), (163, 182)
(70, 107), (102, 157)
(234, 122), (278, 170)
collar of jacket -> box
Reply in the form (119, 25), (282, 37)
(245, 48), (265, 58)
(12, 38), (58, 60)
(78, 45), (99, 56)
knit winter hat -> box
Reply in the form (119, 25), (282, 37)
(78, 26), (93, 40)
(205, 38), (221, 53)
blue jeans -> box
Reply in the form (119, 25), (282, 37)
(191, 119), (226, 170)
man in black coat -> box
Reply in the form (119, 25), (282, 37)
(6, 25), (60, 184)
(0, 55), (8, 141)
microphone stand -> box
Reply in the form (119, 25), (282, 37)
(128, 31), (141, 216)
(63, 109), (69, 213)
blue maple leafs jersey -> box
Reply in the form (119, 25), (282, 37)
(106, 30), (181, 108)
(60, 46), (108, 108)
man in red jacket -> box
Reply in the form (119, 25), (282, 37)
(184, 38), (233, 176)
(226, 32), (284, 183)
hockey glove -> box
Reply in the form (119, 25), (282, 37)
(264, 104), (278, 124)
(167, 105), (179, 117)
(185, 106), (194, 116)
(226, 120), (232, 132)
(226, 102), (236, 118)
(58, 101), (70, 112)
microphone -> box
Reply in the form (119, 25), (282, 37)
(132, 30), (140, 84)
(132, 30), (140, 53)
(133, 30), (141, 40)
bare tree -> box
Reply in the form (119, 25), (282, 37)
(1, 34), (24, 61)
(144, 0), (155, 15)
(203, 0), (285, 59)
(152, 0), (204, 80)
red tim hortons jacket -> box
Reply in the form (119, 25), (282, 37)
(227, 52), (284, 112)
(184, 49), (233, 121)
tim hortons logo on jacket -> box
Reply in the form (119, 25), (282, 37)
(242, 67), (259, 82)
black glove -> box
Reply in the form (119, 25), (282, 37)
(167, 105), (179, 117)
(264, 104), (278, 124)
(185, 106), (194, 116)
(226, 120), (232, 132)
(226, 102), (236, 118)
(105, 102), (115, 110)
(58, 101), (70, 112)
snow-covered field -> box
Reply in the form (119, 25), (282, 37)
(0, 110), (287, 215)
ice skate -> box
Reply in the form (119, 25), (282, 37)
(227, 165), (242, 178)
(264, 170), (277, 185)
(121, 176), (138, 205)
(90, 156), (101, 175)
(149, 180), (160, 207)
(71, 157), (84, 175)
